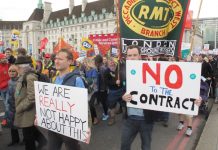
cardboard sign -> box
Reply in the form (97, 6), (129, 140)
(34, 81), (89, 142)
(126, 60), (201, 115)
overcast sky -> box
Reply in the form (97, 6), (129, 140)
(0, 0), (217, 21)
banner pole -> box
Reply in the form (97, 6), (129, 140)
(190, 0), (204, 52)
(115, 0), (121, 82)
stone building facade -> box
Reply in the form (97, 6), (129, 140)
(0, 0), (117, 56)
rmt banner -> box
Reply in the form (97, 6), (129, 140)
(120, 0), (190, 57)
(34, 81), (89, 142)
(126, 60), (201, 115)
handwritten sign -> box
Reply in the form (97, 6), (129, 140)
(126, 60), (202, 115)
(34, 81), (88, 142)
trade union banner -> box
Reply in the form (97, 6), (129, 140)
(34, 81), (89, 142)
(126, 60), (201, 115)
(89, 33), (119, 56)
(120, 0), (190, 57)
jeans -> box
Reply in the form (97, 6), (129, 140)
(22, 126), (47, 150)
(97, 91), (108, 115)
(121, 118), (153, 150)
(158, 112), (169, 121)
(0, 89), (9, 112)
(89, 92), (98, 122)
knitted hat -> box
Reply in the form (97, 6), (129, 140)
(0, 53), (6, 59)
(15, 56), (32, 65)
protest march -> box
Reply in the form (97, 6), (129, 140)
(1, 0), (217, 150)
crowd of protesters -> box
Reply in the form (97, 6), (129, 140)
(0, 46), (215, 150)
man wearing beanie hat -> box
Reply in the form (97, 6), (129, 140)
(14, 55), (47, 150)
(0, 53), (10, 115)
(16, 47), (37, 69)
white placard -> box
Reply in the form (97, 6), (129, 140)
(204, 44), (210, 51)
(34, 81), (88, 142)
(126, 60), (202, 115)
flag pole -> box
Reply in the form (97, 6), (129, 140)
(190, 0), (204, 52)
(115, 0), (121, 82)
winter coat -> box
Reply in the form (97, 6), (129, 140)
(14, 73), (38, 128)
(7, 77), (19, 114)
(5, 77), (18, 128)
(97, 65), (108, 92)
(0, 63), (10, 90)
(8, 55), (16, 64)
(201, 61), (213, 78)
(104, 67), (123, 90)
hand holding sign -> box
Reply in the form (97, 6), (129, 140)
(34, 81), (89, 142)
(122, 93), (132, 102)
(34, 115), (38, 126)
(195, 97), (202, 107)
(126, 60), (202, 116)
(116, 80), (120, 86)
(83, 128), (91, 144)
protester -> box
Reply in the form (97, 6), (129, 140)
(84, 58), (99, 125)
(121, 45), (157, 150)
(176, 56), (203, 136)
(42, 53), (56, 79)
(14, 56), (47, 150)
(36, 56), (43, 74)
(74, 57), (86, 76)
(47, 49), (91, 150)
(201, 56), (213, 98)
(208, 55), (217, 98)
(94, 55), (109, 121)
(17, 47), (37, 69)
(103, 56), (108, 68)
(0, 53), (10, 112)
(17, 48), (27, 56)
(5, 48), (16, 64)
(2, 65), (20, 146)
(105, 57), (125, 126)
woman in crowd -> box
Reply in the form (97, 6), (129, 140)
(105, 57), (125, 125)
(2, 65), (20, 146)
(84, 58), (99, 125)
(14, 56), (47, 150)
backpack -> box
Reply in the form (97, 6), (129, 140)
(22, 72), (50, 87)
(62, 73), (94, 94)
(80, 76), (94, 94)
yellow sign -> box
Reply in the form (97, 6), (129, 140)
(10, 29), (20, 48)
(81, 37), (94, 51)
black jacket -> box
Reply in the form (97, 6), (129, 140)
(201, 61), (213, 78)
(8, 55), (16, 64)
